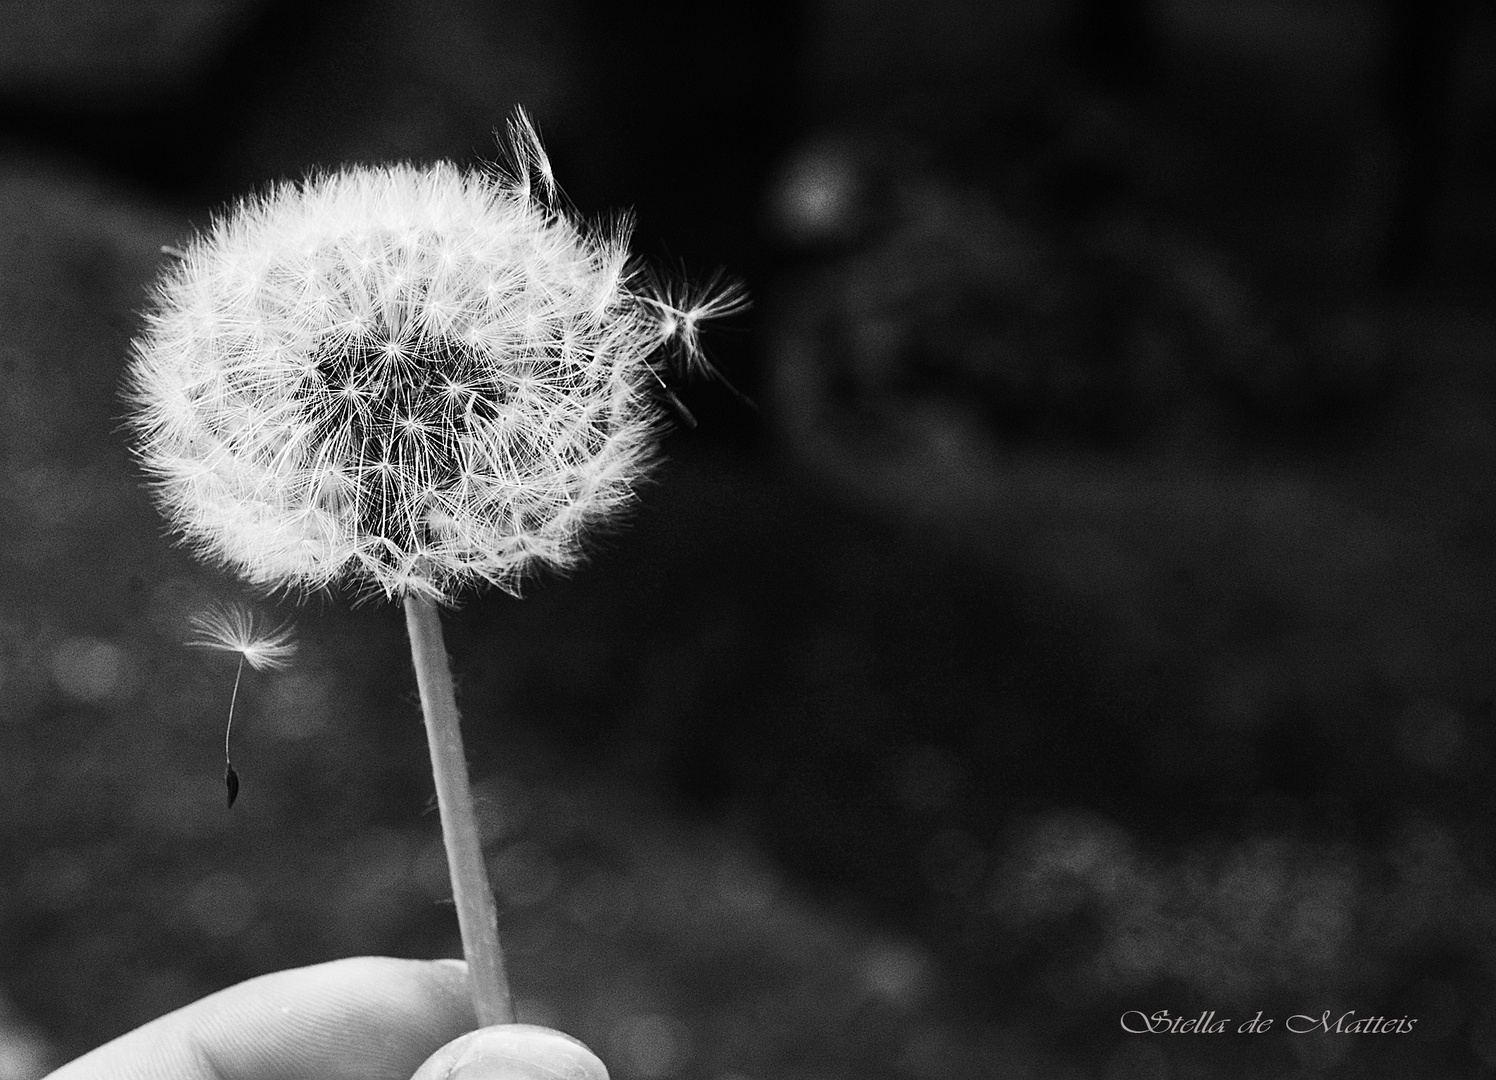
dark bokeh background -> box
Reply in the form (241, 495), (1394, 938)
(3, 1), (1496, 1077)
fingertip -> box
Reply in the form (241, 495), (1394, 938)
(46, 957), (482, 1080)
(411, 1024), (609, 1080)
(195, 957), (481, 1079)
(423, 956), (472, 993)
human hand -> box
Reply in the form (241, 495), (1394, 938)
(44, 956), (609, 1080)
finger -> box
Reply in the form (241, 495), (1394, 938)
(410, 1024), (609, 1080)
(47, 957), (477, 1080)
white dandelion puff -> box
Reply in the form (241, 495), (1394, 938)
(186, 601), (298, 671)
(126, 108), (738, 604)
(184, 600), (297, 808)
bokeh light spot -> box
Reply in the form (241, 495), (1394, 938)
(50, 636), (134, 704)
(768, 144), (861, 245)
(859, 942), (930, 1008)
(610, 1013), (692, 1079)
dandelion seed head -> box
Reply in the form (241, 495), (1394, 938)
(127, 111), (736, 603)
(186, 602), (298, 671)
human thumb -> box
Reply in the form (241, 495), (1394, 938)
(410, 1023), (609, 1080)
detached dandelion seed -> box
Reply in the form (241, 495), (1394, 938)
(186, 602), (298, 807)
(126, 108), (739, 1029)
(187, 602), (298, 670)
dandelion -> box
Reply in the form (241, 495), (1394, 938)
(125, 110), (737, 1030)
(185, 601), (298, 808)
(126, 111), (734, 604)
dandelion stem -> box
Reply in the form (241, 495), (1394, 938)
(403, 594), (514, 1027)
(224, 654), (244, 808)
(226, 654), (244, 764)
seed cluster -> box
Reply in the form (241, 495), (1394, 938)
(127, 114), (736, 602)
(296, 328), (592, 559)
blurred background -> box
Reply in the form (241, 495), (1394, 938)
(2, 0), (1496, 1077)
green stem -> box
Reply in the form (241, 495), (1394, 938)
(403, 593), (515, 1027)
